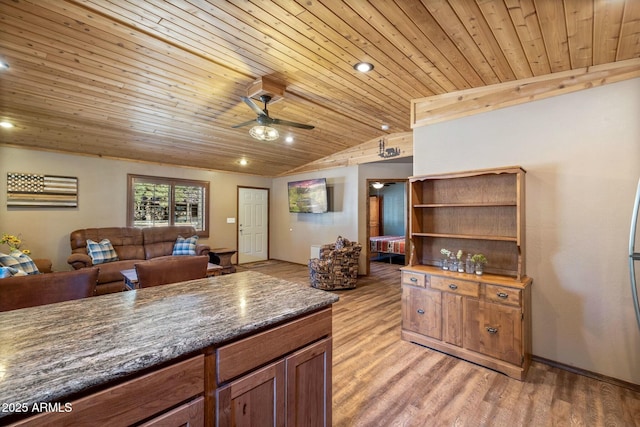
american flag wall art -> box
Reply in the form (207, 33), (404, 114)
(7, 172), (78, 207)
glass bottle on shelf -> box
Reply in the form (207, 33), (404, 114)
(449, 254), (457, 273)
(465, 254), (474, 274)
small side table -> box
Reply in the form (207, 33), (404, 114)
(209, 248), (237, 274)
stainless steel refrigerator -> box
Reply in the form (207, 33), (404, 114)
(630, 178), (640, 331)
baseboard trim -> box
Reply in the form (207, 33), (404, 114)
(532, 355), (640, 392)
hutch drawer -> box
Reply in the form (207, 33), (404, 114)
(430, 276), (479, 298)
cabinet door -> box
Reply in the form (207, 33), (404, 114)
(285, 337), (332, 427)
(442, 292), (463, 347)
(140, 396), (204, 427)
(402, 285), (441, 340)
(216, 360), (285, 427)
(464, 299), (523, 366)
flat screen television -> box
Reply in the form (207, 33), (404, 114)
(288, 178), (328, 213)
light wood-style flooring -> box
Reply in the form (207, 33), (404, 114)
(237, 260), (640, 426)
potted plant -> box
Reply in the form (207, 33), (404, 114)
(471, 253), (487, 275)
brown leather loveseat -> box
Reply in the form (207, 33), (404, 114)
(67, 226), (209, 295)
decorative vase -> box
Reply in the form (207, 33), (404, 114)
(442, 258), (449, 270)
(475, 263), (484, 275)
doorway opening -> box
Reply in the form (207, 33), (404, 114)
(365, 179), (409, 275)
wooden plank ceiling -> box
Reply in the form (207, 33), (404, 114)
(1, 0), (639, 176)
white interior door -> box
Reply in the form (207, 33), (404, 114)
(238, 187), (269, 264)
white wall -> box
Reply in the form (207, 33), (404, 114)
(413, 78), (640, 384)
(270, 162), (413, 270)
(0, 147), (270, 271)
(270, 167), (360, 265)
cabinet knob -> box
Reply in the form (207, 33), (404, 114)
(497, 292), (508, 299)
(448, 284), (458, 290)
(486, 327), (498, 334)
(417, 309), (425, 315)
(410, 277), (417, 282)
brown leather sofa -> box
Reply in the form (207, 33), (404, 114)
(0, 268), (99, 312)
(33, 258), (53, 274)
(67, 226), (209, 295)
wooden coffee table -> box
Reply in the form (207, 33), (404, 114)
(121, 262), (223, 290)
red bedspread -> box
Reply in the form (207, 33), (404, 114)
(370, 235), (405, 254)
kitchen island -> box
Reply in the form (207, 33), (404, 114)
(0, 271), (338, 426)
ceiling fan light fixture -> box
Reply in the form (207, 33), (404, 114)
(249, 125), (279, 141)
(372, 182), (385, 190)
(354, 62), (374, 73)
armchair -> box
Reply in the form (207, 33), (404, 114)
(0, 268), (98, 312)
(134, 255), (209, 288)
(308, 236), (362, 290)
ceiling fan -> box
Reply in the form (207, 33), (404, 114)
(232, 95), (315, 131)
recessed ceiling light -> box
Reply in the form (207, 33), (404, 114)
(354, 62), (374, 73)
(239, 158), (248, 166)
(285, 136), (294, 143)
(0, 121), (14, 128)
(0, 62), (9, 70)
(381, 124), (389, 131)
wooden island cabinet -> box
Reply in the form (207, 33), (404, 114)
(1, 272), (337, 426)
(402, 166), (533, 380)
(215, 308), (332, 426)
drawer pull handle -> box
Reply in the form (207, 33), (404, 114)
(497, 292), (509, 299)
(448, 284), (458, 290)
(417, 309), (425, 315)
(486, 327), (498, 334)
(410, 277), (418, 282)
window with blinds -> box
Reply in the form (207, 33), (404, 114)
(127, 174), (209, 237)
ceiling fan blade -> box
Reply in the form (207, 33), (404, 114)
(270, 118), (315, 130)
(231, 119), (258, 128)
(241, 96), (266, 117)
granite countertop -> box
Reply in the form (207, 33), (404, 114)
(0, 271), (338, 416)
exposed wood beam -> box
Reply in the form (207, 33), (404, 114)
(411, 57), (640, 128)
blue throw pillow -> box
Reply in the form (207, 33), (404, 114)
(0, 250), (40, 275)
(0, 266), (23, 278)
(172, 235), (198, 256)
(86, 239), (119, 265)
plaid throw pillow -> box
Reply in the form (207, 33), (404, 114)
(0, 250), (40, 275)
(172, 235), (198, 256)
(86, 239), (119, 265)
(0, 265), (25, 278)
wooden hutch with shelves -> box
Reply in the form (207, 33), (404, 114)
(401, 166), (533, 380)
